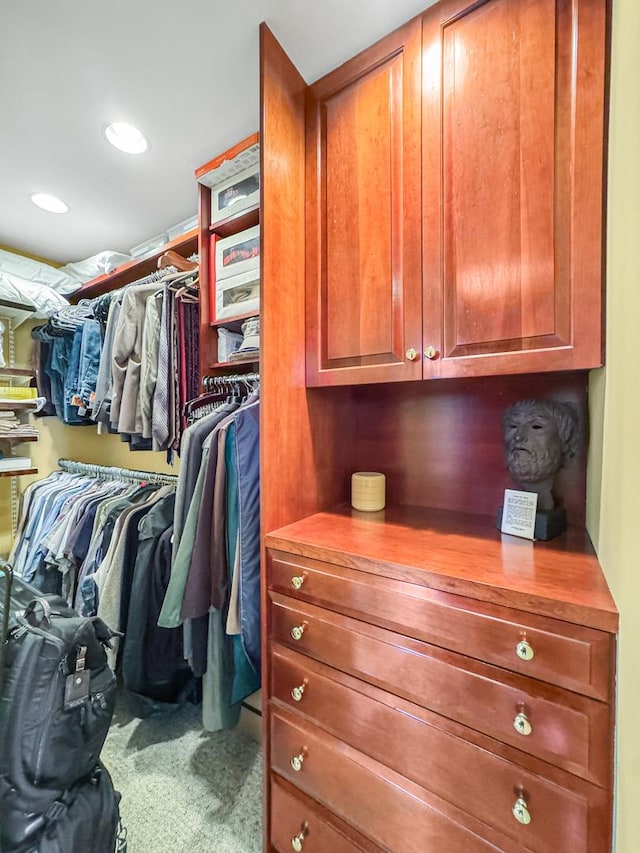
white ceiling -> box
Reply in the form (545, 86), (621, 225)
(0, 0), (432, 264)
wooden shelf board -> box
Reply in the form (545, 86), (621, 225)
(0, 467), (38, 478)
(209, 358), (259, 369)
(265, 504), (619, 633)
(0, 435), (39, 443)
(210, 310), (260, 329)
(0, 401), (38, 411)
(70, 228), (199, 302)
(0, 298), (35, 313)
(0, 367), (35, 377)
(209, 205), (260, 239)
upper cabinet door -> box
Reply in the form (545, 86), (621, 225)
(306, 19), (423, 386)
(422, 0), (608, 379)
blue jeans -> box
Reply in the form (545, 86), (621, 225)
(63, 327), (92, 425)
(77, 319), (102, 410)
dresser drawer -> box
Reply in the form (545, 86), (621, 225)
(271, 708), (506, 853)
(271, 777), (378, 853)
(269, 549), (612, 700)
(271, 645), (611, 853)
(269, 593), (611, 786)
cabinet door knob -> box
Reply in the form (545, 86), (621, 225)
(405, 347), (419, 361)
(290, 623), (307, 641)
(290, 750), (306, 772)
(513, 711), (532, 736)
(291, 680), (307, 702)
(291, 574), (305, 590)
(512, 796), (532, 825)
(291, 826), (308, 851)
(516, 638), (535, 661)
(424, 345), (438, 359)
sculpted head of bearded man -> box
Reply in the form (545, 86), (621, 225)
(502, 400), (580, 511)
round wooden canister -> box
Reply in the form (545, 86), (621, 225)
(351, 472), (386, 512)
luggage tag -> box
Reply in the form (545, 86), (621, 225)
(64, 645), (91, 710)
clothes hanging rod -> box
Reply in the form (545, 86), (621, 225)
(0, 297), (35, 313)
(202, 372), (260, 385)
(57, 458), (178, 485)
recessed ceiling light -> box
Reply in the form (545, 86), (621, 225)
(30, 193), (69, 214)
(104, 122), (149, 154)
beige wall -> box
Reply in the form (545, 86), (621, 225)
(587, 0), (640, 849)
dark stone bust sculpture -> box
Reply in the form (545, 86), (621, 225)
(502, 399), (580, 512)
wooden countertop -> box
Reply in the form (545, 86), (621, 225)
(264, 504), (618, 633)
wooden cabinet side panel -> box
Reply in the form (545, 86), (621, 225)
(260, 23), (308, 851)
(197, 184), (214, 387)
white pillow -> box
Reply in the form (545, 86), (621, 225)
(59, 250), (133, 283)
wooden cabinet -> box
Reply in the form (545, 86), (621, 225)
(264, 506), (617, 852)
(259, 6), (615, 853)
(306, 0), (608, 386)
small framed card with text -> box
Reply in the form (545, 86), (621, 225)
(500, 489), (538, 539)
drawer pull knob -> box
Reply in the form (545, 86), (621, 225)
(291, 623), (307, 641)
(291, 826), (308, 851)
(516, 638), (535, 661)
(512, 796), (532, 825)
(513, 711), (532, 736)
(291, 575), (305, 590)
(406, 347), (419, 361)
(290, 750), (306, 772)
(424, 345), (438, 360)
(291, 681), (307, 702)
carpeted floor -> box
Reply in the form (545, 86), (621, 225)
(102, 694), (263, 852)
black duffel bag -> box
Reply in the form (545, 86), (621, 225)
(0, 579), (125, 852)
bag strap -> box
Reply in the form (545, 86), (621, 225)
(117, 820), (128, 852)
(1, 560), (13, 640)
(23, 597), (53, 629)
(0, 561), (14, 697)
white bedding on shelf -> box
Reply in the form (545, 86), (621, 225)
(0, 272), (69, 325)
(0, 248), (80, 294)
(58, 250), (132, 283)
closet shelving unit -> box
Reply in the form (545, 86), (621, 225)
(0, 318), (39, 535)
(0, 388), (39, 477)
(195, 134), (260, 385)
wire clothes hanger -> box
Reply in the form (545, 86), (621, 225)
(202, 372), (259, 391)
(184, 373), (259, 423)
(57, 458), (178, 486)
